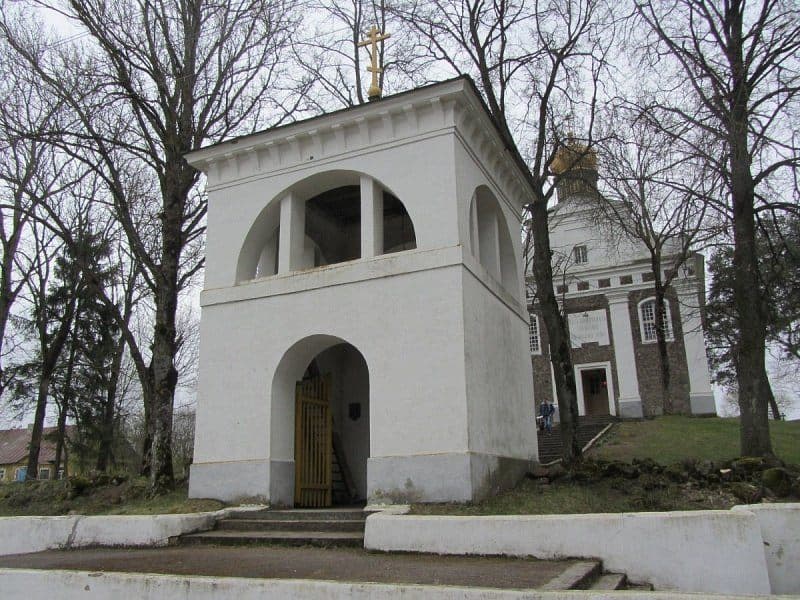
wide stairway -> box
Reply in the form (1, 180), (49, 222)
(180, 508), (368, 548)
(537, 415), (617, 463)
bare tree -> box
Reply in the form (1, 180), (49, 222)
(20, 212), (87, 480)
(0, 34), (67, 395)
(2, 0), (299, 490)
(596, 108), (722, 412)
(291, 0), (423, 109)
(635, 0), (800, 456)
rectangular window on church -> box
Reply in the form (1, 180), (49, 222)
(529, 315), (541, 355)
(640, 299), (673, 343)
(573, 245), (588, 264)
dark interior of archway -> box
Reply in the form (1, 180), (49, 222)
(304, 185), (416, 267)
(302, 359), (321, 380)
(383, 192), (417, 253)
(306, 185), (362, 267)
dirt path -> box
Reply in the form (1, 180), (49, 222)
(0, 545), (574, 589)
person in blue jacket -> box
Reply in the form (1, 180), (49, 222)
(539, 400), (555, 433)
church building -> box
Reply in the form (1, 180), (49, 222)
(185, 76), (538, 506)
(527, 145), (716, 419)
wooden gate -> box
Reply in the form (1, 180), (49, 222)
(294, 376), (332, 507)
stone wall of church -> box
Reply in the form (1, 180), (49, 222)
(627, 288), (692, 416)
(529, 294), (621, 416)
(563, 295), (621, 416)
(530, 286), (694, 418)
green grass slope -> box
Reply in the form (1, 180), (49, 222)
(590, 416), (800, 464)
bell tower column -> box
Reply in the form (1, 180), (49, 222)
(361, 174), (383, 257)
(278, 190), (306, 273)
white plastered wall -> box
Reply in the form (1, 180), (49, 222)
(452, 137), (537, 464)
(192, 264), (470, 460)
(204, 134), (459, 291)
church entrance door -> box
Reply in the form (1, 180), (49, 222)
(581, 369), (610, 416)
(294, 376), (333, 508)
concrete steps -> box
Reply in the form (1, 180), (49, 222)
(179, 507), (653, 590)
(590, 573), (628, 590)
(180, 508), (368, 548)
(541, 560), (602, 590)
(542, 560), (645, 591)
(537, 415), (617, 463)
(217, 518), (364, 532)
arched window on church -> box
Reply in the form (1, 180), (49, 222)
(638, 298), (674, 343)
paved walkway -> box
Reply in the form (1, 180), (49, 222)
(0, 545), (574, 589)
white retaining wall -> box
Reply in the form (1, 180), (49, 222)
(0, 512), (221, 556)
(0, 569), (782, 600)
(732, 503), (800, 595)
(365, 508), (794, 595)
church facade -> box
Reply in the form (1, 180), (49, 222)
(185, 77), (538, 506)
(527, 151), (716, 419)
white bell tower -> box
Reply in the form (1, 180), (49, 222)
(186, 77), (537, 505)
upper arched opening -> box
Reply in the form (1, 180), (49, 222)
(469, 185), (520, 297)
(236, 170), (417, 283)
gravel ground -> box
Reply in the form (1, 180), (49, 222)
(0, 545), (577, 589)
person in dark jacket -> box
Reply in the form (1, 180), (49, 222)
(539, 400), (555, 433)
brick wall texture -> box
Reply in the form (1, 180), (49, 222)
(530, 286), (691, 417)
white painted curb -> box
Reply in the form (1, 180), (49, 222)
(365, 508), (781, 595)
(0, 568), (791, 600)
(0, 505), (266, 556)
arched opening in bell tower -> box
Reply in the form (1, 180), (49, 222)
(270, 335), (370, 508)
(236, 171), (417, 283)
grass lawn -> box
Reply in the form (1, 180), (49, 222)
(589, 416), (800, 465)
(0, 478), (225, 517)
(413, 416), (800, 516)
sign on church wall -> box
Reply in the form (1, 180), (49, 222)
(568, 309), (610, 348)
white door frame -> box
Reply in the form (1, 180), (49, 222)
(574, 361), (616, 416)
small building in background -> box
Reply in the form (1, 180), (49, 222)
(0, 426), (75, 482)
(527, 144), (716, 420)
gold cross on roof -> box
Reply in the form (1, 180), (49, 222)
(358, 25), (390, 100)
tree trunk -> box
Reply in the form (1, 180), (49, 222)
(25, 374), (50, 480)
(53, 329), (78, 477)
(729, 5), (774, 457)
(26, 292), (78, 478)
(96, 336), (125, 472)
(0, 198), (26, 394)
(147, 164), (188, 492)
(766, 383), (781, 421)
(650, 255), (672, 413)
(529, 198), (581, 462)
(53, 398), (69, 479)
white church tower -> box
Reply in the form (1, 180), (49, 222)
(185, 77), (537, 506)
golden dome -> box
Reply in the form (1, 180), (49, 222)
(550, 139), (598, 175)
